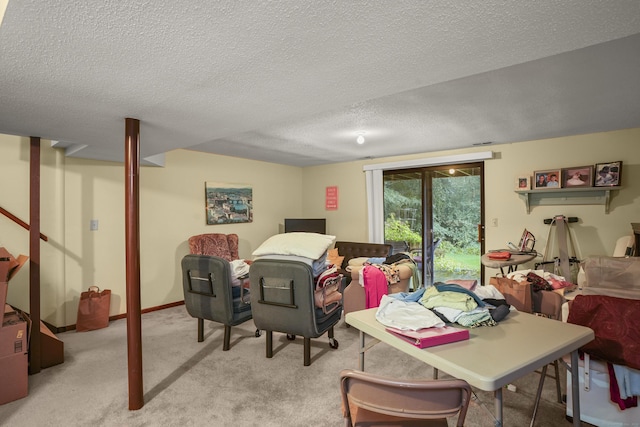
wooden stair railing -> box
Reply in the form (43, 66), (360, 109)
(0, 205), (48, 241)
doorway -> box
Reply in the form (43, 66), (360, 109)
(383, 162), (484, 286)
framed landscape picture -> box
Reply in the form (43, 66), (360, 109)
(205, 182), (253, 225)
(533, 169), (561, 189)
(561, 166), (593, 188)
(594, 161), (622, 187)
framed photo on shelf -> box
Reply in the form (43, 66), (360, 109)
(533, 169), (561, 189)
(516, 176), (530, 190)
(561, 165), (593, 188)
(594, 161), (622, 187)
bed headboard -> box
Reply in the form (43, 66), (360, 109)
(284, 218), (326, 234)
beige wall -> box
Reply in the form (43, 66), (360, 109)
(0, 135), (68, 325)
(2, 128), (639, 326)
(302, 128), (640, 284)
(1, 136), (302, 326)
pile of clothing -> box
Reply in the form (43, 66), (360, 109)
(358, 253), (420, 308)
(375, 281), (511, 331)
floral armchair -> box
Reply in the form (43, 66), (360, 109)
(188, 233), (239, 262)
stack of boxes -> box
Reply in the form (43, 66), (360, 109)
(0, 248), (29, 405)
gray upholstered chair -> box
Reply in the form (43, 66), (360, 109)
(339, 369), (472, 427)
(181, 254), (255, 350)
(249, 258), (341, 366)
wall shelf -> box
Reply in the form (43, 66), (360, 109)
(515, 186), (620, 214)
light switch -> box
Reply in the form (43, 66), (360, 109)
(90, 219), (99, 231)
(491, 218), (498, 227)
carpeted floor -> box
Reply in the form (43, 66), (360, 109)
(0, 305), (579, 426)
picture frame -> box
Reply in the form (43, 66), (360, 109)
(516, 176), (530, 190)
(205, 182), (253, 225)
(533, 169), (562, 189)
(561, 165), (593, 188)
(594, 161), (622, 187)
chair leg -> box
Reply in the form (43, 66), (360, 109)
(197, 318), (204, 342)
(530, 364), (549, 427)
(223, 325), (231, 351)
(553, 360), (562, 403)
(304, 337), (311, 366)
(266, 330), (273, 358)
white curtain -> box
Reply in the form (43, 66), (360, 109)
(363, 151), (493, 244)
(365, 169), (384, 243)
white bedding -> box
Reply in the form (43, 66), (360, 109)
(254, 253), (327, 277)
(252, 232), (336, 260)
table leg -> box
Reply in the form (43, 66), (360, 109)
(359, 330), (365, 371)
(571, 350), (581, 427)
(494, 387), (503, 427)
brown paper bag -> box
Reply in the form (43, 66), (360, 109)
(489, 276), (533, 313)
(76, 286), (111, 332)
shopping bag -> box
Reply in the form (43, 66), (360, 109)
(489, 276), (533, 313)
(76, 286), (111, 332)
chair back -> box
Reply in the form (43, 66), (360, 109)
(188, 233), (239, 261)
(249, 258), (319, 336)
(182, 254), (236, 324)
(339, 369), (471, 427)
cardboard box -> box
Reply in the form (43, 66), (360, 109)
(1, 247), (29, 314)
(0, 308), (29, 405)
(1, 308), (29, 358)
(0, 248), (36, 404)
(1, 247), (65, 368)
(0, 353), (28, 405)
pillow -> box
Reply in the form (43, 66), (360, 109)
(252, 232), (336, 260)
(347, 257), (370, 267)
(326, 248), (345, 268)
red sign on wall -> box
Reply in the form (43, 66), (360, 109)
(325, 186), (338, 210)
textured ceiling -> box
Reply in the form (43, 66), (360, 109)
(1, 1), (639, 167)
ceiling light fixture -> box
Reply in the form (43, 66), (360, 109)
(356, 133), (366, 145)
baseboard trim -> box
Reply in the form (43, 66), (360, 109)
(52, 300), (186, 333)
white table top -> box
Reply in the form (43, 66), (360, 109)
(345, 308), (594, 391)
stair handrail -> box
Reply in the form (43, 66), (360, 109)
(0, 205), (48, 241)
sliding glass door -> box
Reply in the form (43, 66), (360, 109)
(384, 163), (484, 286)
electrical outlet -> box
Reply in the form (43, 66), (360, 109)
(90, 219), (99, 231)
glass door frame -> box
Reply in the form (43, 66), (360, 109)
(383, 161), (486, 286)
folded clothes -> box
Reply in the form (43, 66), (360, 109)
(487, 251), (511, 260)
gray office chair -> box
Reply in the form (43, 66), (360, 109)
(249, 258), (341, 366)
(181, 254), (256, 350)
(339, 369), (472, 427)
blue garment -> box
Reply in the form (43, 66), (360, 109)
(388, 287), (425, 302)
(434, 283), (485, 307)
